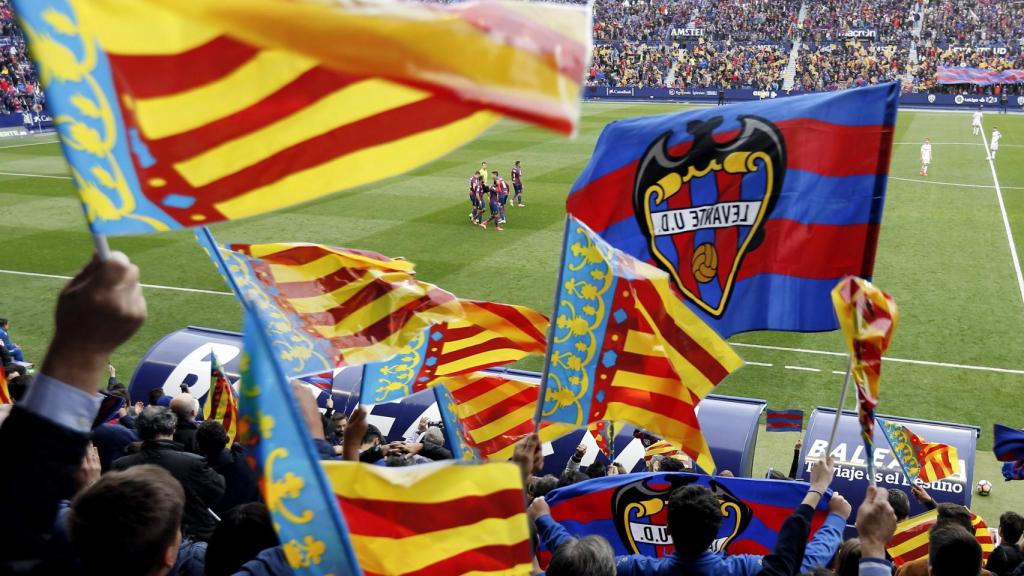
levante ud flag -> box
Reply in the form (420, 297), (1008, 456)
(567, 83), (899, 337)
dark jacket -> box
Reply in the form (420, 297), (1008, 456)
(91, 421), (139, 472)
(987, 542), (1024, 576)
(174, 419), (199, 453)
(0, 407), (89, 569)
(207, 444), (261, 517)
(112, 439), (226, 540)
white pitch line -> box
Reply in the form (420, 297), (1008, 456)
(980, 128), (1024, 310)
(832, 370), (847, 375)
(732, 342), (1024, 375)
(784, 365), (821, 373)
(0, 171), (71, 180)
(0, 268), (232, 296)
(746, 361), (773, 367)
(892, 140), (1019, 145)
(889, 176), (993, 189)
(0, 139), (60, 149)
(889, 176), (1024, 191)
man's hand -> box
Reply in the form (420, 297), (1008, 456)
(574, 443), (587, 459)
(809, 456), (835, 492)
(401, 442), (423, 456)
(74, 444), (101, 493)
(325, 395), (334, 410)
(794, 439), (802, 451)
(856, 485), (897, 559)
(417, 416), (429, 434)
(290, 381), (325, 441)
(911, 483), (933, 506)
(828, 492), (852, 520)
(132, 401), (144, 416)
(512, 433), (544, 482)
(42, 252), (147, 394)
(342, 406), (368, 461)
(528, 496), (551, 522)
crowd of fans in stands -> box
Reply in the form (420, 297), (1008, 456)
(923, 0), (1024, 48)
(2, 252), (1023, 576)
(794, 42), (909, 92)
(0, 0), (40, 115)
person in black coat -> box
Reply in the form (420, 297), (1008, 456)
(112, 405), (225, 541)
(169, 393), (200, 452)
(0, 251), (148, 571)
(195, 419), (261, 518)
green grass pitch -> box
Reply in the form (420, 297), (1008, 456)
(1, 102), (1023, 520)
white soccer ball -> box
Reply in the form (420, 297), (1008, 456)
(976, 479), (993, 496)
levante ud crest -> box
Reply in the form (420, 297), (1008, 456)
(611, 475), (753, 557)
(633, 116), (786, 316)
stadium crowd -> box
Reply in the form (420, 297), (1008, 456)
(0, 0), (39, 115)
(2, 252), (1022, 576)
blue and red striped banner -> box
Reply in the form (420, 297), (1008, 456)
(937, 67), (1024, 86)
(565, 83), (899, 337)
(765, 409), (804, 432)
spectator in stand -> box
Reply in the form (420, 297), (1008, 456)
(0, 317), (25, 363)
(112, 405), (226, 541)
(203, 503), (284, 576)
(170, 392), (200, 452)
(987, 512), (1024, 576)
(888, 488), (912, 522)
(0, 252), (147, 569)
(546, 536), (617, 576)
(195, 419), (261, 518)
(69, 465), (187, 576)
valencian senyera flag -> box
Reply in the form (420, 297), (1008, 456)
(324, 460), (533, 575)
(832, 277), (898, 484)
(237, 311), (362, 575)
(538, 216), (744, 473)
(202, 352), (239, 445)
(887, 509), (994, 567)
(439, 372), (576, 461)
(876, 418), (960, 484)
(360, 300), (548, 405)
(197, 229), (462, 378)
(565, 82), (899, 337)
(540, 473), (834, 562)
(12, 0), (590, 235)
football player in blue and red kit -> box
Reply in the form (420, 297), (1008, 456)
(511, 160), (524, 207)
(480, 172), (506, 231)
(493, 171), (510, 225)
(468, 172), (485, 224)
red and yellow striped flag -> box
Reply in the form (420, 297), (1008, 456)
(643, 440), (688, 463)
(887, 509), (994, 567)
(361, 300), (549, 404)
(325, 460), (532, 576)
(202, 353), (238, 445)
(541, 218), (744, 474)
(917, 442), (960, 484)
(198, 233), (463, 379)
(0, 369), (11, 404)
(832, 277), (898, 481)
(14, 0), (590, 235)
(440, 373), (575, 461)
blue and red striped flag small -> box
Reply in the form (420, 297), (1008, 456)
(994, 424), (1024, 462)
(766, 409), (804, 433)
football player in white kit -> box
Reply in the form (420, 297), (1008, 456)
(990, 127), (1002, 159)
(972, 106), (983, 136)
(920, 138), (933, 176)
